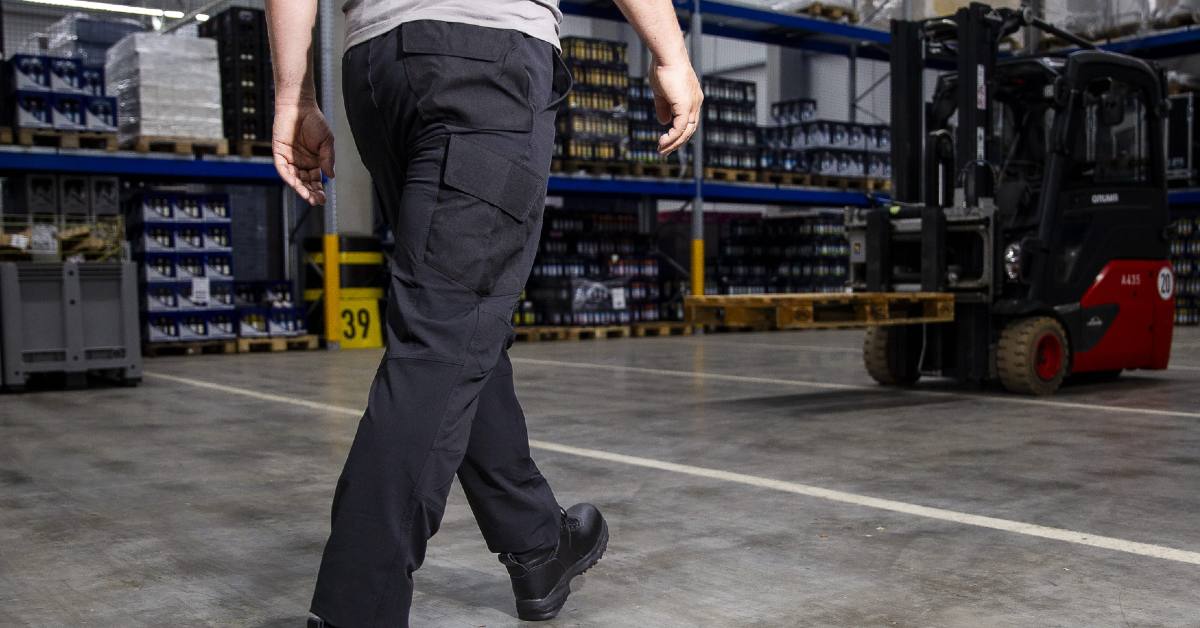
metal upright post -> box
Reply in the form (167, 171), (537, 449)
(848, 44), (858, 123)
(319, 0), (340, 348)
(689, 0), (705, 299)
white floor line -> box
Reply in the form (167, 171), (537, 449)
(510, 357), (1200, 420)
(685, 339), (861, 354)
(143, 371), (1200, 567)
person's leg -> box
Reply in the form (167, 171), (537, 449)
(457, 350), (561, 557)
(310, 22), (563, 627)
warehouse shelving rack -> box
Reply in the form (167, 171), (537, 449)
(3, 0), (1200, 305)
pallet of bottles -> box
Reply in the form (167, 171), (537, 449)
(713, 213), (851, 297)
(1171, 214), (1200, 325)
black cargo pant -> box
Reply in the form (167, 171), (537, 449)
(311, 21), (571, 627)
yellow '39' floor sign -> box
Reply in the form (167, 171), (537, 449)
(338, 297), (382, 349)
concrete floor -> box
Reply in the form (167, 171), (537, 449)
(2, 328), (1200, 627)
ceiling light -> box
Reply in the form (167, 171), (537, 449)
(195, 13), (209, 21)
(20, 0), (190, 18)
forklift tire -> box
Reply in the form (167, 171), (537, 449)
(863, 325), (923, 386)
(997, 317), (1070, 396)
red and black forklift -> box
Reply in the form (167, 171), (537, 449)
(847, 4), (1176, 394)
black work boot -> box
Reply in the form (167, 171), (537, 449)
(500, 503), (609, 621)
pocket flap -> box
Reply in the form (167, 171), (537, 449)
(400, 21), (506, 61)
(443, 136), (541, 223)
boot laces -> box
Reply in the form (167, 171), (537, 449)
(561, 507), (581, 531)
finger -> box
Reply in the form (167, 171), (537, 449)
(654, 94), (671, 125)
(662, 112), (693, 154)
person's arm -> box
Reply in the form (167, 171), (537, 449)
(612, 0), (703, 155)
(265, 0), (334, 205)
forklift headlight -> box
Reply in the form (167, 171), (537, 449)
(1003, 242), (1022, 281)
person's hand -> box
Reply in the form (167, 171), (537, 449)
(273, 101), (335, 205)
(648, 57), (703, 155)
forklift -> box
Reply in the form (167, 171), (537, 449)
(846, 4), (1176, 395)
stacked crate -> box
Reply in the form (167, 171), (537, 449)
(1, 174), (121, 262)
(627, 77), (675, 175)
(200, 7), (275, 156)
(761, 99), (817, 183)
(129, 191), (238, 345)
(234, 280), (306, 338)
(714, 213), (849, 295)
(1170, 214), (1200, 325)
(698, 77), (759, 179)
(522, 209), (660, 326)
(3, 52), (119, 148)
(554, 37), (629, 171)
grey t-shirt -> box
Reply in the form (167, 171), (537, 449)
(343, 0), (562, 51)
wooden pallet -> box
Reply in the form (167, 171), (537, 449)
(235, 139), (273, 158)
(686, 292), (955, 331)
(631, 321), (693, 338)
(705, 167), (758, 183)
(514, 325), (632, 342)
(0, 126), (13, 144)
(125, 135), (229, 157)
(142, 339), (237, 357)
(15, 128), (117, 151)
(1157, 12), (1198, 29)
(553, 159), (632, 177)
(236, 334), (319, 353)
(793, 2), (858, 23)
(632, 161), (686, 178)
(760, 170), (812, 187)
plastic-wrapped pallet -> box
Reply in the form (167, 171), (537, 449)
(105, 33), (224, 143)
(862, 0), (1019, 26)
(46, 12), (143, 68)
(1044, 0), (1147, 39)
(1151, 0), (1200, 27)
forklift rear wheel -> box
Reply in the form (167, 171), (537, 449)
(863, 325), (923, 386)
(997, 317), (1069, 396)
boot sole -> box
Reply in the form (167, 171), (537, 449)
(515, 520), (609, 621)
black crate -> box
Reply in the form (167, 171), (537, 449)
(557, 109), (629, 140)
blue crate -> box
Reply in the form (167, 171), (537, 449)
(51, 93), (86, 131)
(174, 224), (206, 252)
(175, 194), (205, 222)
(14, 91), (53, 129)
(8, 55), (50, 92)
(176, 254), (206, 280)
(203, 223), (232, 251)
(131, 224), (175, 252)
(141, 284), (178, 312)
(237, 305), (270, 338)
(83, 96), (117, 132)
(138, 253), (176, 283)
(79, 66), (105, 96)
(207, 311), (237, 339)
(127, 191), (176, 224)
(200, 194), (231, 222)
(48, 57), (84, 93)
(205, 253), (234, 281)
(144, 312), (180, 343)
(269, 306), (307, 337)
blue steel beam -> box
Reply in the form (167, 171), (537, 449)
(0, 149), (281, 182)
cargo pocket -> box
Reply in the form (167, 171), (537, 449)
(425, 135), (544, 295)
(400, 20), (532, 132)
